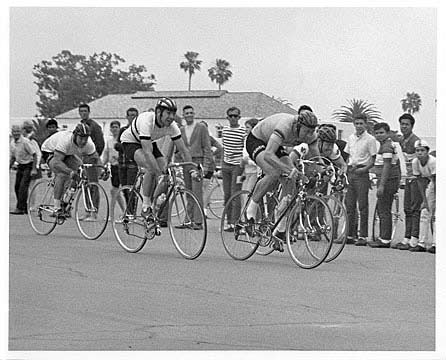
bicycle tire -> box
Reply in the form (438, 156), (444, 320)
(74, 182), (109, 240)
(286, 195), (334, 269)
(322, 193), (348, 262)
(168, 188), (207, 260)
(111, 186), (148, 253)
(27, 179), (57, 235)
(220, 190), (259, 260)
(207, 183), (225, 219)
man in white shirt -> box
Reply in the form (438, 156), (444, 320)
(344, 114), (377, 246)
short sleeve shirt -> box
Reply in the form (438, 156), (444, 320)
(400, 133), (420, 178)
(345, 131), (377, 166)
(251, 113), (317, 147)
(374, 138), (400, 179)
(120, 111), (181, 143)
(41, 130), (96, 157)
(412, 155), (436, 180)
(11, 136), (36, 164)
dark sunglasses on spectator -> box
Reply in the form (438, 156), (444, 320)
(228, 114), (240, 118)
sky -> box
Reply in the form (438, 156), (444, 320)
(8, 6), (437, 137)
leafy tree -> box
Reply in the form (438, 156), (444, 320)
(332, 98), (382, 123)
(179, 51), (202, 91)
(33, 50), (156, 118)
(401, 92), (422, 114)
(208, 59), (232, 90)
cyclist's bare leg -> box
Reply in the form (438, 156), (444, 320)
(245, 151), (281, 221)
(48, 155), (81, 208)
(134, 149), (157, 209)
(152, 156), (167, 201)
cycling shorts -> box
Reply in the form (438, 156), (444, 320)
(245, 132), (288, 162)
(121, 142), (163, 162)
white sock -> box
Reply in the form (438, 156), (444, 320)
(246, 200), (259, 221)
(410, 236), (419, 247)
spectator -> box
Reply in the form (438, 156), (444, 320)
(221, 107), (246, 231)
(78, 103), (104, 212)
(410, 140), (436, 253)
(176, 105), (212, 227)
(241, 118), (260, 193)
(102, 120), (125, 215)
(200, 120), (223, 218)
(393, 113), (421, 250)
(368, 123), (401, 248)
(22, 120), (43, 207)
(46, 118), (59, 138)
(115, 107), (139, 215)
(9, 125), (38, 215)
(344, 114), (377, 245)
(116, 107), (139, 187)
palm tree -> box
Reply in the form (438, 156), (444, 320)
(401, 92), (422, 114)
(179, 51), (202, 91)
(208, 59), (232, 90)
(332, 98), (382, 123)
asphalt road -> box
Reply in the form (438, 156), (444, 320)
(8, 174), (436, 351)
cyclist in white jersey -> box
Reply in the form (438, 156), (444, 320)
(120, 97), (195, 218)
(245, 111), (319, 247)
(41, 123), (98, 213)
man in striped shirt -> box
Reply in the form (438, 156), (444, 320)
(221, 107), (246, 231)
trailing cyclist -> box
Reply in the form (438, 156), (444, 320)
(40, 123), (98, 216)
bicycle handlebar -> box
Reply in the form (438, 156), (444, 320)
(167, 162), (201, 169)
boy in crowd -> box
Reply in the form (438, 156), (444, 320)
(368, 122), (401, 248)
(409, 140), (436, 253)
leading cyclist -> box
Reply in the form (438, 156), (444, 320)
(244, 110), (319, 249)
(120, 97), (196, 219)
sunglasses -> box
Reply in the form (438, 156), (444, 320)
(228, 114), (240, 118)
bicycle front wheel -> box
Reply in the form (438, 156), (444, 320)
(111, 186), (148, 253)
(208, 183), (224, 219)
(286, 195), (334, 269)
(27, 179), (57, 235)
(169, 188), (207, 259)
(220, 190), (259, 260)
(74, 182), (109, 240)
(323, 194), (347, 262)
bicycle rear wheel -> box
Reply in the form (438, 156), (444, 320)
(74, 182), (109, 240)
(208, 183), (224, 219)
(27, 179), (57, 235)
(169, 188), (207, 259)
(220, 190), (259, 260)
(323, 194), (347, 262)
(111, 186), (148, 253)
(286, 195), (334, 269)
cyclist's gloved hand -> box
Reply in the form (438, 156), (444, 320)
(190, 169), (201, 182)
